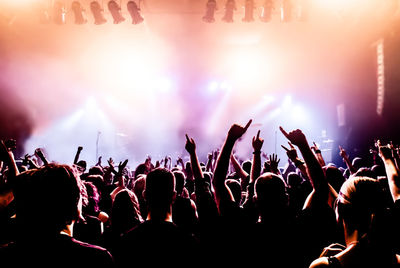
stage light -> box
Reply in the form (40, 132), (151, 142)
(53, 1), (66, 25)
(222, 0), (236, 23)
(127, 1), (144, 24)
(108, 0), (125, 24)
(71, 1), (87, 24)
(281, 0), (292, 22)
(260, 0), (274, 22)
(242, 0), (255, 22)
(202, 0), (217, 23)
(90, 1), (107, 25)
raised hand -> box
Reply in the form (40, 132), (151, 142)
(311, 142), (321, 153)
(268, 153), (280, 174)
(252, 130), (264, 152)
(376, 140), (392, 160)
(279, 126), (308, 148)
(227, 119), (252, 142)
(338, 145), (348, 159)
(281, 142), (298, 162)
(185, 134), (196, 155)
(35, 148), (49, 165)
(96, 156), (102, 166)
(118, 159), (128, 175)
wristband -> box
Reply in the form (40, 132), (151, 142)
(294, 159), (305, 167)
(253, 151), (261, 155)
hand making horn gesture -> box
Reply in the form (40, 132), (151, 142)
(227, 119), (252, 142)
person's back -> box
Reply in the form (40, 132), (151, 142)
(114, 168), (197, 267)
(0, 164), (114, 267)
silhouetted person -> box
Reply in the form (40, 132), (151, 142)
(0, 164), (114, 267)
(115, 168), (198, 267)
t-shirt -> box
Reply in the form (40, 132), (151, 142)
(0, 234), (114, 267)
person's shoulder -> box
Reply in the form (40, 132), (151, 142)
(67, 236), (113, 259)
(309, 257), (331, 268)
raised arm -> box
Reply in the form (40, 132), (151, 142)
(339, 145), (357, 174)
(250, 130), (264, 184)
(73, 146), (83, 165)
(311, 142), (326, 167)
(282, 142), (308, 179)
(185, 134), (204, 181)
(279, 127), (331, 206)
(230, 154), (249, 188)
(35, 148), (49, 166)
(378, 141), (400, 202)
(0, 140), (19, 178)
(213, 120), (252, 210)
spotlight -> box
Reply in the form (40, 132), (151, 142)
(71, 1), (87, 24)
(90, 1), (107, 25)
(108, 0), (125, 24)
(260, 0), (274, 22)
(53, 1), (66, 25)
(222, 0), (236, 22)
(242, 0), (255, 22)
(202, 0), (217, 23)
(281, 0), (292, 22)
(127, 1), (144, 24)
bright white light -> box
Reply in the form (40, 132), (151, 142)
(154, 77), (173, 93)
(291, 105), (308, 122)
(208, 81), (219, 93)
(282, 95), (292, 109)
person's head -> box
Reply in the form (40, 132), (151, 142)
(82, 181), (100, 216)
(324, 165), (346, 193)
(14, 164), (86, 235)
(335, 176), (385, 238)
(226, 179), (242, 205)
(173, 170), (186, 196)
(371, 164), (386, 178)
(351, 157), (364, 172)
(352, 167), (377, 180)
(134, 163), (149, 179)
(144, 168), (176, 220)
(111, 189), (142, 233)
(76, 160), (87, 173)
(254, 173), (288, 217)
(242, 160), (252, 175)
(88, 165), (104, 177)
(287, 172), (302, 189)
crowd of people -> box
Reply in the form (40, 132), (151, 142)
(0, 120), (400, 267)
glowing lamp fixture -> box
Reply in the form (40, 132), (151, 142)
(242, 0), (255, 22)
(222, 0), (236, 22)
(127, 1), (144, 24)
(71, 1), (87, 24)
(108, 0), (125, 24)
(90, 1), (107, 25)
(202, 0), (217, 23)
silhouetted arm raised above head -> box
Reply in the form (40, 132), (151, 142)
(0, 139), (19, 178)
(185, 134), (204, 181)
(73, 146), (83, 165)
(378, 140), (400, 202)
(339, 145), (356, 174)
(249, 130), (263, 185)
(280, 127), (335, 208)
(213, 120), (252, 210)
